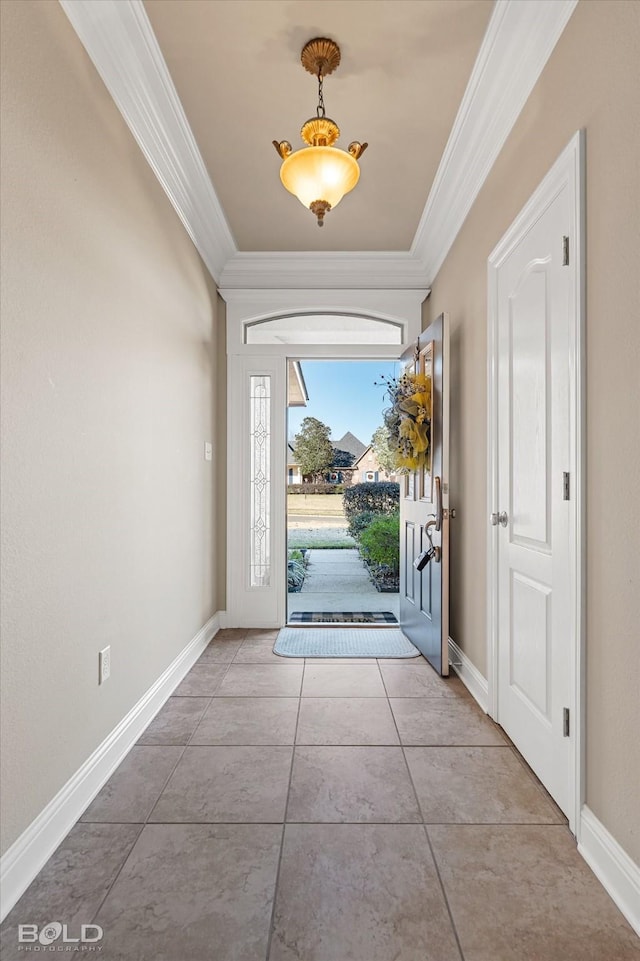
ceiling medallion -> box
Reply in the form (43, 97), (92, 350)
(272, 37), (368, 227)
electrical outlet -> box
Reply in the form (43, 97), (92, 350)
(99, 646), (111, 685)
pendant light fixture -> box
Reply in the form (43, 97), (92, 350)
(272, 38), (368, 227)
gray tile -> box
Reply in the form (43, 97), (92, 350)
(245, 629), (279, 640)
(137, 697), (209, 745)
(296, 698), (399, 745)
(287, 746), (421, 823)
(198, 637), (244, 662)
(378, 655), (428, 664)
(270, 824), (461, 961)
(216, 664), (303, 697)
(149, 746), (292, 822)
(191, 697), (299, 745)
(301, 664), (385, 697)
(405, 747), (564, 823)
(96, 824), (282, 961)
(215, 628), (248, 641)
(380, 663), (469, 697)
(303, 658), (378, 664)
(429, 824), (640, 961)
(390, 697), (508, 746)
(0, 824), (141, 961)
(173, 661), (228, 696)
(234, 635), (285, 663)
(81, 747), (183, 823)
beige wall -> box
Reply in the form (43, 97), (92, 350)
(427, 0), (640, 862)
(0, 1), (224, 854)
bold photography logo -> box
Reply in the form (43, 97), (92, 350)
(18, 921), (103, 950)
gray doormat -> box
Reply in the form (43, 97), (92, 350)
(288, 611), (397, 624)
(274, 628), (420, 658)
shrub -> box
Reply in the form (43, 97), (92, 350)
(343, 482), (400, 521)
(359, 514), (400, 574)
(347, 510), (383, 540)
(287, 549), (307, 591)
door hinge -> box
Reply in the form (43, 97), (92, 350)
(563, 472), (570, 501)
(562, 235), (570, 266)
(563, 707), (570, 737)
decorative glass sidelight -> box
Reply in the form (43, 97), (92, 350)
(249, 375), (271, 587)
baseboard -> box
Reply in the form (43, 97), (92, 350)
(578, 805), (640, 936)
(0, 612), (222, 922)
(448, 636), (489, 712)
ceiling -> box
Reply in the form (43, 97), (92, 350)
(59, 0), (578, 287)
(143, 0), (494, 253)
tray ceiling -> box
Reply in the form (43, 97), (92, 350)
(60, 0), (578, 286)
(143, 0), (494, 252)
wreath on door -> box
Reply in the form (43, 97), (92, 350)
(378, 371), (432, 472)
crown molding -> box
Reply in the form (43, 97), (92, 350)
(218, 251), (428, 290)
(59, 0), (236, 281)
(219, 0), (578, 289)
(411, 0), (579, 282)
(60, 0), (578, 291)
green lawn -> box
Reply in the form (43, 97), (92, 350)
(287, 529), (355, 549)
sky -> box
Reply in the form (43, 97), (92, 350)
(288, 360), (400, 448)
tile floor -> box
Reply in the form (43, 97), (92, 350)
(2, 628), (638, 961)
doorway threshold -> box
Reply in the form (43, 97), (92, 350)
(287, 611), (398, 626)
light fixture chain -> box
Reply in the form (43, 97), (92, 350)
(316, 70), (326, 119)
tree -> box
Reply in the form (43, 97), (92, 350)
(332, 448), (355, 468)
(370, 425), (397, 477)
(293, 417), (334, 482)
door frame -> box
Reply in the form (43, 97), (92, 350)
(486, 130), (585, 835)
(222, 288), (428, 630)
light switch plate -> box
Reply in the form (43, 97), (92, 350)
(204, 442), (213, 462)
(99, 646), (111, 685)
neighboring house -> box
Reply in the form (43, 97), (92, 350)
(290, 430), (379, 486)
(286, 443), (304, 485)
(332, 433), (397, 484)
(353, 445), (397, 483)
(331, 431), (368, 464)
(328, 432), (367, 484)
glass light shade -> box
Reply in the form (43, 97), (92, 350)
(280, 146), (360, 210)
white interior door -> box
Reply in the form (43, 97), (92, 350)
(399, 315), (450, 675)
(493, 183), (573, 816)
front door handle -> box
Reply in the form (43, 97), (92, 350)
(490, 511), (509, 528)
(434, 476), (442, 531)
(415, 520), (441, 569)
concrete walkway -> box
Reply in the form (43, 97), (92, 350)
(288, 549), (399, 617)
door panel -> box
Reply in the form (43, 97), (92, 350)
(510, 571), (552, 719)
(495, 189), (571, 815)
(399, 314), (450, 675)
(404, 522), (416, 601)
(510, 265), (552, 548)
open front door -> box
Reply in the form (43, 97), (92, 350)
(399, 313), (451, 675)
